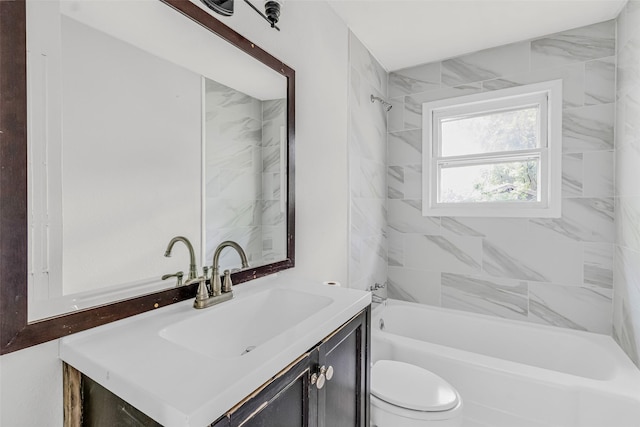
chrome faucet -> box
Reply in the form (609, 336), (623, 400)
(192, 241), (249, 309)
(211, 241), (249, 294)
(161, 271), (184, 287)
(164, 236), (198, 281)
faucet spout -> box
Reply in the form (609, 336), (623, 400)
(211, 241), (249, 295)
(164, 236), (198, 281)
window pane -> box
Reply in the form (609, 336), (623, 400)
(439, 160), (539, 203)
(441, 107), (539, 157)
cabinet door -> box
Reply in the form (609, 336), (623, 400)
(230, 354), (313, 427)
(316, 308), (370, 427)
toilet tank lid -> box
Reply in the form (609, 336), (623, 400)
(371, 360), (459, 412)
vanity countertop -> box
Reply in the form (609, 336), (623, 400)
(59, 272), (370, 427)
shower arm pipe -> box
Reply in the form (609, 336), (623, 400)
(370, 94), (392, 111)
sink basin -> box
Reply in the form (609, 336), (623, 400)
(159, 288), (333, 358)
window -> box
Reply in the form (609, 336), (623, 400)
(422, 80), (562, 218)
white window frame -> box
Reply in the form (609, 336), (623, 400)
(422, 80), (562, 218)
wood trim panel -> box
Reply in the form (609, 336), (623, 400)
(63, 363), (82, 427)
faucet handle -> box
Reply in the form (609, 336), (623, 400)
(222, 269), (233, 293)
(162, 271), (184, 287)
(193, 277), (211, 309)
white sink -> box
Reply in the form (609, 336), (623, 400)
(159, 288), (333, 358)
(60, 274), (370, 426)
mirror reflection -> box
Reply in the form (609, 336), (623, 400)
(204, 78), (287, 272)
(27, 0), (287, 320)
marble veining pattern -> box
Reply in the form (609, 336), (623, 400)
(387, 129), (422, 166)
(404, 84), (482, 129)
(562, 103), (615, 151)
(349, 34), (387, 95)
(583, 151), (614, 197)
(387, 166), (404, 199)
(530, 198), (615, 243)
(404, 235), (482, 274)
(531, 20), (615, 69)
(585, 57), (616, 105)
(387, 165), (421, 200)
(614, 301), (640, 364)
(529, 283), (612, 334)
(387, 278), (419, 303)
(617, 196), (640, 252)
(360, 159), (387, 199)
(441, 218), (485, 237)
(205, 78), (287, 267)
(383, 19), (617, 336)
(349, 32), (388, 291)
(205, 78), (263, 266)
(562, 153), (583, 197)
(482, 240), (549, 282)
(388, 267), (441, 305)
(388, 62), (440, 98)
(387, 97), (405, 132)
(482, 63), (585, 109)
(616, 141), (640, 196)
(441, 273), (529, 321)
(585, 264), (614, 289)
(388, 229), (403, 267)
(615, 2), (640, 368)
(584, 243), (614, 288)
(441, 42), (529, 87)
(388, 199), (440, 234)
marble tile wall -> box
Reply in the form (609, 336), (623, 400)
(348, 32), (388, 291)
(205, 79), (286, 270)
(261, 98), (287, 263)
(614, 0), (640, 367)
(205, 78), (263, 269)
(387, 21), (616, 334)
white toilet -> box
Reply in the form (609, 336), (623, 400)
(370, 360), (463, 427)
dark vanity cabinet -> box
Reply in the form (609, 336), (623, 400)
(318, 308), (369, 427)
(67, 307), (370, 427)
(213, 307), (370, 427)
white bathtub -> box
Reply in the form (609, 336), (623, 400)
(372, 300), (640, 427)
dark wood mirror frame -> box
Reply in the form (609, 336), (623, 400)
(0, 0), (295, 355)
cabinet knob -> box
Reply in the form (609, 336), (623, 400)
(324, 365), (334, 381)
(311, 372), (326, 389)
(311, 365), (333, 390)
(316, 372), (326, 389)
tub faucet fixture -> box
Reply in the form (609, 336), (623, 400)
(193, 241), (249, 309)
(369, 282), (387, 305)
(164, 236), (198, 281)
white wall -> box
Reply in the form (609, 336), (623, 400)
(27, 7), (203, 320)
(0, 341), (63, 427)
(60, 15), (202, 295)
(0, 1), (350, 425)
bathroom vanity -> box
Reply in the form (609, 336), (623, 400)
(60, 275), (371, 426)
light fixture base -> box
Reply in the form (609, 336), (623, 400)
(200, 0), (234, 16)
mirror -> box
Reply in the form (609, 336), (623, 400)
(0, 0), (295, 353)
